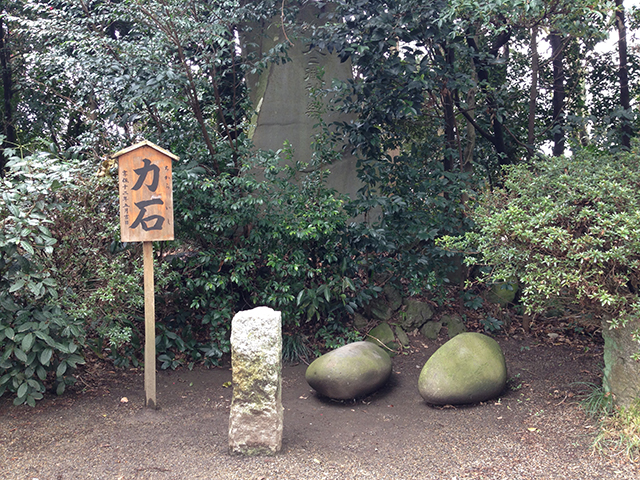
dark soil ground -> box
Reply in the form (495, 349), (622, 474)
(1, 325), (639, 480)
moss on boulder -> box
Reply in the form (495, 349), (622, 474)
(418, 332), (507, 405)
(306, 341), (392, 400)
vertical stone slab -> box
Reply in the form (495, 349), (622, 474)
(602, 318), (640, 408)
(242, 4), (363, 201)
(229, 307), (283, 455)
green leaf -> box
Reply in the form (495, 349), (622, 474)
(27, 378), (41, 390)
(56, 382), (66, 395)
(56, 361), (67, 377)
(26, 351), (36, 365)
(40, 348), (53, 366)
(21, 333), (35, 352)
(14, 347), (28, 363)
(0, 296), (19, 312)
(17, 322), (38, 333)
(5, 327), (15, 340)
(35, 330), (54, 344)
(9, 280), (25, 293)
(20, 240), (35, 256)
(1, 346), (12, 362)
(17, 382), (28, 398)
(66, 354), (85, 368)
(28, 281), (44, 296)
(296, 289), (305, 306)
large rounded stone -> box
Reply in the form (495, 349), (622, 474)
(305, 341), (392, 400)
(418, 332), (507, 405)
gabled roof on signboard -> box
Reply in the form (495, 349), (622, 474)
(112, 140), (179, 161)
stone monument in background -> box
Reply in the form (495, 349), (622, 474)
(242, 2), (362, 200)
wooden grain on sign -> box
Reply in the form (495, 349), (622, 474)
(115, 141), (177, 242)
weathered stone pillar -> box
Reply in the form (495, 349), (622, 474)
(228, 306), (283, 455)
(602, 318), (640, 408)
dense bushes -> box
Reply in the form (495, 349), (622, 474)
(0, 148), (86, 405)
(0, 131), (474, 405)
(439, 144), (640, 357)
(348, 150), (474, 295)
(171, 149), (370, 343)
(0, 142), (374, 405)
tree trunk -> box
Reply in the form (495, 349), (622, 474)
(0, 14), (16, 177)
(442, 47), (457, 172)
(527, 25), (539, 159)
(462, 66), (477, 173)
(466, 34), (513, 165)
(550, 31), (565, 157)
(615, 0), (631, 150)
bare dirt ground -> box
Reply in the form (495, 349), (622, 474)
(1, 330), (639, 480)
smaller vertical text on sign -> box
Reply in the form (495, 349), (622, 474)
(114, 141), (178, 242)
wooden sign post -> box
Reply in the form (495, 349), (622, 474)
(114, 140), (178, 409)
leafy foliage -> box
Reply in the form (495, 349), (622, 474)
(0, 146), (85, 405)
(47, 173), (153, 369)
(439, 144), (640, 349)
(2, 0), (638, 406)
(8, 0), (288, 166)
(347, 153), (474, 293)
(172, 146), (367, 332)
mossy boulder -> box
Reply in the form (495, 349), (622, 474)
(487, 280), (518, 306)
(442, 314), (467, 338)
(305, 342), (392, 400)
(420, 320), (442, 340)
(384, 283), (403, 312)
(401, 299), (434, 331)
(395, 325), (410, 346)
(418, 332), (507, 405)
(366, 322), (398, 353)
(353, 313), (369, 331)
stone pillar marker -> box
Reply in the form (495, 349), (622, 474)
(228, 307), (283, 455)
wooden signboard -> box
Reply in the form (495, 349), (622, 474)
(113, 140), (178, 409)
(116, 140), (177, 242)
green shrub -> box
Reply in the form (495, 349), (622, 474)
(172, 147), (368, 339)
(439, 144), (640, 356)
(348, 150), (474, 295)
(48, 169), (189, 369)
(0, 148), (86, 405)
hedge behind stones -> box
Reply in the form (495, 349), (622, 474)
(439, 144), (640, 360)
